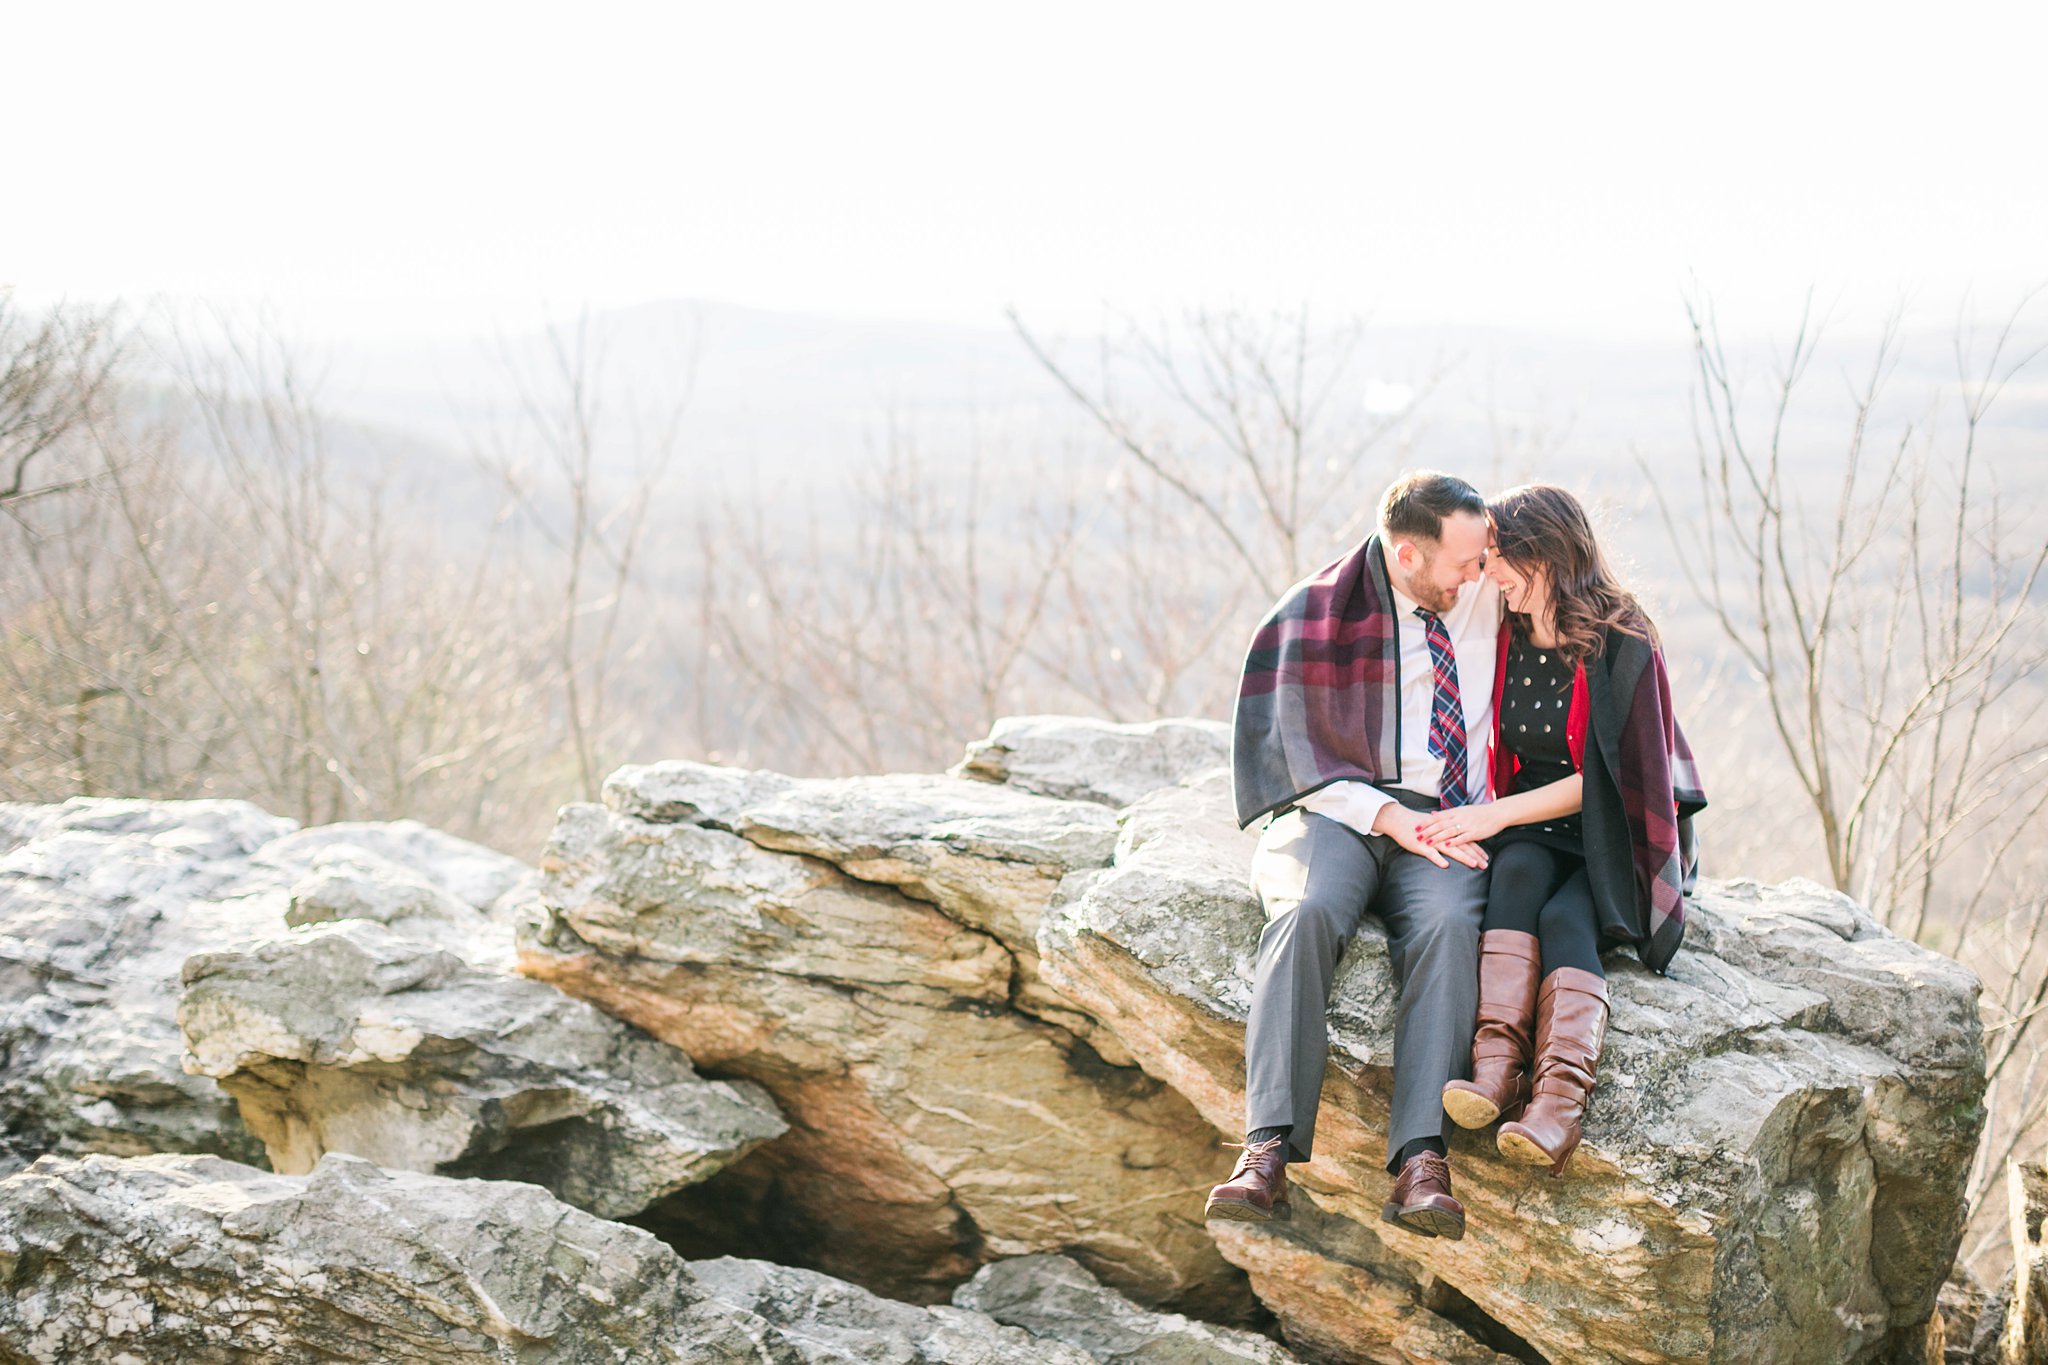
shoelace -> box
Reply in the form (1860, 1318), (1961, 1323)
(1220, 1135), (1287, 1177)
(1400, 1151), (1450, 1184)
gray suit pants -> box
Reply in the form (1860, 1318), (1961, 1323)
(1243, 804), (1487, 1173)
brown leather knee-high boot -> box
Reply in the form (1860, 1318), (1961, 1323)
(1496, 967), (1608, 1176)
(1442, 929), (1541, 1129)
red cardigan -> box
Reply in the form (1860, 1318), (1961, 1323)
(1486, 619), (1589, 798)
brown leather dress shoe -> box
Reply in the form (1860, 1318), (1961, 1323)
(1443, 928), (1542, 1129)
(1380, 1149), (1465, 1239)
(1204, 1135), (1293, 1222)
(1497, 966), (1609, 1177)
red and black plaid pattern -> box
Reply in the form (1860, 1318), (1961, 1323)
(1231, 536), (1404, 829)
(1611, 641), (1707, 970)
(1413, 607), (1471, 808)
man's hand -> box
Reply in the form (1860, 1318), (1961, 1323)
(1372, 803), (1489, 870)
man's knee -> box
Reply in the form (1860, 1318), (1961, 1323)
(1259, 891), (1359, 958)
(1400, 903), (1483, 964)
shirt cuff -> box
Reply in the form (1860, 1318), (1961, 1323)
(1292, 781), (1397, 838)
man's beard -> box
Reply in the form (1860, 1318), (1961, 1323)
(1412, 572), (1461, 615)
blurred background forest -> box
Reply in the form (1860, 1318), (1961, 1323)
(2, 286), (2044, 1272)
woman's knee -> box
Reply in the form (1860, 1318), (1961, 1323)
(1490, 841), (1556, 888)
(1484, 843), (1556, 928)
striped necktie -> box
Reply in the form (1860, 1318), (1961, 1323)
(1413, 606), (1471, 809)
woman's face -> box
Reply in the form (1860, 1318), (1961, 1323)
(1485, 533), (1550, 619)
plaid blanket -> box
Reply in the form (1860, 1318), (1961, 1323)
(1230, 535), (1403, 829)
(1579, 629), (1708, 974)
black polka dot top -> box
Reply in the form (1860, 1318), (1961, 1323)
(1497, 635), (1583, 848)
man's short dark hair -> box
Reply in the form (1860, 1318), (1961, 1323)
(1378, 471), (1486, 545)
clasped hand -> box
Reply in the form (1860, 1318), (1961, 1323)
(1372, 803), (1498, 870)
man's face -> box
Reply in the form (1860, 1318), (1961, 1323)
(1394, 510), (1489, 613)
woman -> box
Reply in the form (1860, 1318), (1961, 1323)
(1417, 484), (1707, 1176)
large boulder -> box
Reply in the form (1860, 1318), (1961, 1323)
(1037, 762), (1988, 1365)
(0, 1150), (1137, 1364)
(12, 717), (1986, 1365)
(177, 920), (786, 1217)
(516, 758), (1255, 1316)
(0, 798), (533, 1173)
(0, 795), (768, 1225)
(0, 799), (294, 1171)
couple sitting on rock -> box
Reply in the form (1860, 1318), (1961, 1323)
(1207, 470), (1706, 1239)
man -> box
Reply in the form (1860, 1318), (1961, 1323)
(1206, 470), (1503, 1240)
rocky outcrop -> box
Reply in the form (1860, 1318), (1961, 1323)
(517, 754), (1255, 1316)
(519, 719), (1988, 1361)
(954, 1251), (1301, 1362)
(0, 1150), (1169, 1364)
(1037, 761), (1987, 1365)
(0, 795), (773, 1226)
(177, 920), (785, 1217)
(1, 715), (1994, 1365)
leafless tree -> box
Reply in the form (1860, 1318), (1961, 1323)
(689, 306), (1453, 777)
(1647, 291), (2048, 926)
(1643, 286), (2048, 1280)
(468, 308), (694, 801)
(700, 409), (1080, 774)
(1027, 458), (1254, 722)
(0, 302), (608, 855)
(0, 291), (122, 510)
(1009, 304), (1447, 596)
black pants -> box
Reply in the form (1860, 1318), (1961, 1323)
(1479, 840), (1605, 977)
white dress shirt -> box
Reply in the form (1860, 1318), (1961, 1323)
(1293, 573), (1503, 835)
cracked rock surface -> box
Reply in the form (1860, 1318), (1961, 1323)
(2, 796), (771, 1225)
(178, 920), (785, 1217)
(954, 1250), (1302, 1362)
(0, 1150), (1136, 1364)
(0, 797), (542, 1172)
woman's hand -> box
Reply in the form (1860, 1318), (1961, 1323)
(1413, 801), (1508, 848)
(1371, 802), (1489, 870)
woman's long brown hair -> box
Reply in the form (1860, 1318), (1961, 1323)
(1487, 484), (1654, 665)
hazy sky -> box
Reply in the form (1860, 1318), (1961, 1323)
(6, 3), (2043, 344)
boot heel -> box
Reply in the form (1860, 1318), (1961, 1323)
(1441, 1086), (1501, 1130)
